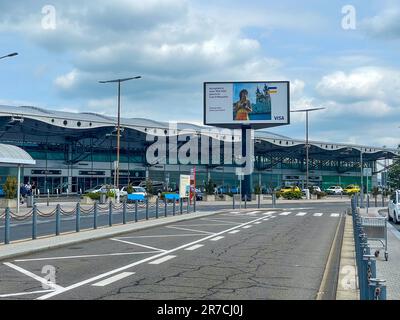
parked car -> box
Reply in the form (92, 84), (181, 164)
(279, 186), (301, 193)
(302, 186), (321, 195)
(326, 186), (343, 195)
(120, 186), (147, 197)
(190, 187), (204, 201)
(388, 190), (400, 224)
(343, 184), (360, 194)
(138, 181), (165, 194)
(85, 184), (119, 194)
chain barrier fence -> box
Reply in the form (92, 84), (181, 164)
(351, 194), (387, 300)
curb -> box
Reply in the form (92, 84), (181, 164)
(335, 214), (359, 300)
(0, 207), (281, 262)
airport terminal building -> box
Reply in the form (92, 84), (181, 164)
(0, 105), (398, 195)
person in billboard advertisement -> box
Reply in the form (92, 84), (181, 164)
(233, 89), (252, 121)
(233, 83), (273, 121)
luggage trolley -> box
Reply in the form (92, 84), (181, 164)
(360, 216), (388, 261)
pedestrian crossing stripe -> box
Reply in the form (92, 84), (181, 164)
(296, 212), (307, 216)
(279, 212), (291, 216)
(330, 213), (340, 217)
(313, 213), (323, 217)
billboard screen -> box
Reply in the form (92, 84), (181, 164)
(204, 81), (290, 129)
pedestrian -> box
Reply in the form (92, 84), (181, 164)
(25, 181), (32, 196)
(20, 183), (27, 204)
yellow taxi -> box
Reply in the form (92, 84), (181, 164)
(279, 186), (301, 193)
(343, 184), (361, 194)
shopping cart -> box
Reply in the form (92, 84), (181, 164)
(360, 216), (388, 261)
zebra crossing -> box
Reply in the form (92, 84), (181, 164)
(228, 210), (341, 218)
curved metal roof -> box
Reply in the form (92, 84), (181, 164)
(0, 143), (36, 165)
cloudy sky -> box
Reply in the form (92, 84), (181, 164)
(0, 0), (399, 147)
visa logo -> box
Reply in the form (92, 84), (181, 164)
(274, 116), (285, 120)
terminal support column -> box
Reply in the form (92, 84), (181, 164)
(241, 126), (252, 201)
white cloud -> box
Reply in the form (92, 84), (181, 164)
(54, 69), (78, 90)
(362, 8), (400, 39)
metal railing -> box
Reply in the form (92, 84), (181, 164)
(351, 195), (387, 300)
(1, 197), (195, 245)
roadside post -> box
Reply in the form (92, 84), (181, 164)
(76, 203), (81, 232)
(135, 200), (138, 222)
(47, 189), (50, 206)
(56, 204), (61, 236)
(156, 196), (159, 219)
(164, 198), (167, 217)
(32, 204), (37, 240)
(5, 207), (10, 244)
(122, 201), (127, 224)
(108, 201), (113, 226)
(368, 279), (387, 300)
(146, 197), (149, 220)
(93, 201), (98, 229)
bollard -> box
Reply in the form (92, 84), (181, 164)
(244, 195), (247, 209)
(47, 189), (50, 207)
(173, 199), (176, 216)
(180, 198), (183, 215)
(135, 200), (138, 222)
(122, 201), (127, 224)
(32, 204), (37, 240)
(233, 195), (235, 210)
(257, 193), (260, 209)
(194, 194), (196, 213)
(4, 208), (10, 245)
(272, 192), (276, 208)
(93, 201), (98, 229)
(156, 197), (159, 219)
(55, 204), (61, 236)
(108, 201), (113, 227)
(368, 279), (387, 300)
(146, 198), (149, 220)
(76, 203), (81, 232)
(360, 254), (376, 300)
(164, 198), (167, 217)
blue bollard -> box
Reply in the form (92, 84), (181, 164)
(233, 195), (235, 210)
(56, 204), (61, 236)
(180, 198), (183, 215)
(156, 197), (159, 219)
(146, 198), (149, 220)
(76, 203), (81, 232)
(164, 199), (167, 217)
(4, 208), (10, 245)
(368, 279), (387, 300)
(135, 200), (138, 222)
(32, 204), (37, 240)
(93, 201), (98, 229)
(173, 200), (176, 216)
(122, 201), (127, 224)
(108, 201), (113, 226)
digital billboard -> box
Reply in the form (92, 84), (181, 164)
(204, 81), (290, 129)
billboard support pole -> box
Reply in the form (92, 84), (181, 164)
(241, 125), (252, 201)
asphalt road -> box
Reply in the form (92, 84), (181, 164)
(0, 202), (347, 300)
(0, 201), (345, 243)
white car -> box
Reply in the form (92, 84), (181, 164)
(120, 186), (147, 197)
(388, 190), (400, 224)
(86, 185), (119, 194)
(326, 186), (343, 195)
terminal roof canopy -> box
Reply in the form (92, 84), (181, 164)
(0, 143), (36, 165)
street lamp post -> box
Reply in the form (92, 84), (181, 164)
(99, 76), (142, 202)
(0, 52), (18, 60)
(291, 107), (325, 196)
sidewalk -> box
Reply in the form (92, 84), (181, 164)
(359, 207), (400, 300)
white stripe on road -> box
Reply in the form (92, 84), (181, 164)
(0, 289), (55, 298)
(92, 272), (135, 287)
(263, 211), (277, 215)
(330, 213), (340, 217)
(263, 218), (270, 221)
(242, 225), (252, 229)
(280, 212), (292, 216)
(4, 262), (64, 291)
(110, 238), (166, 252)
(247, 211), (260, 215)
(313, 213), (323, 217)
(254, 221), (262, 224)
(166, 226), (214, 235)
(37, 215), (267, 300)
(185, 244), (204, 251)
(228, 230), (240, 234)
(148, 255), (177, 265)
(210, 236), (224, 241)
(14, 251), (164, 262)
(296, 212), (307, 216)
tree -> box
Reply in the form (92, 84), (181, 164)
(204, 179), (214, 195)
(3, 176), (17, 199)
(388, 159), (400, 190)
(145, 179), (154, 195)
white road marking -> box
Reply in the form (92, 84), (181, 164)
(110, 238), (166, 252)
(14, 251), (163, 262)
(200, 218), (241, 225)
(242, 225), (252, 229)
(263, 218), (270, 221)
(280, 212), (292, 216)
(313, 213), (323, 217)
(149, 255), (176, 265)
(117, 234), (206, 239)
(263, 211), (276, 215)
(185, 244), (204, 251)
(92, 272), (135, 287)
(247, 211), (260, 215)
(228, 230), (240, 234)
(36, 214), (267, 300)
(296, 212), (307, 216)
(166, 226), (214, 235)
(4, 262), (64, 291)
(254, 221), (262, 224)
(0, 289), (55, 298)
(330, 213), (340, 217)
(270, 216), (277, 219)
(210, 236), (224, 241)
